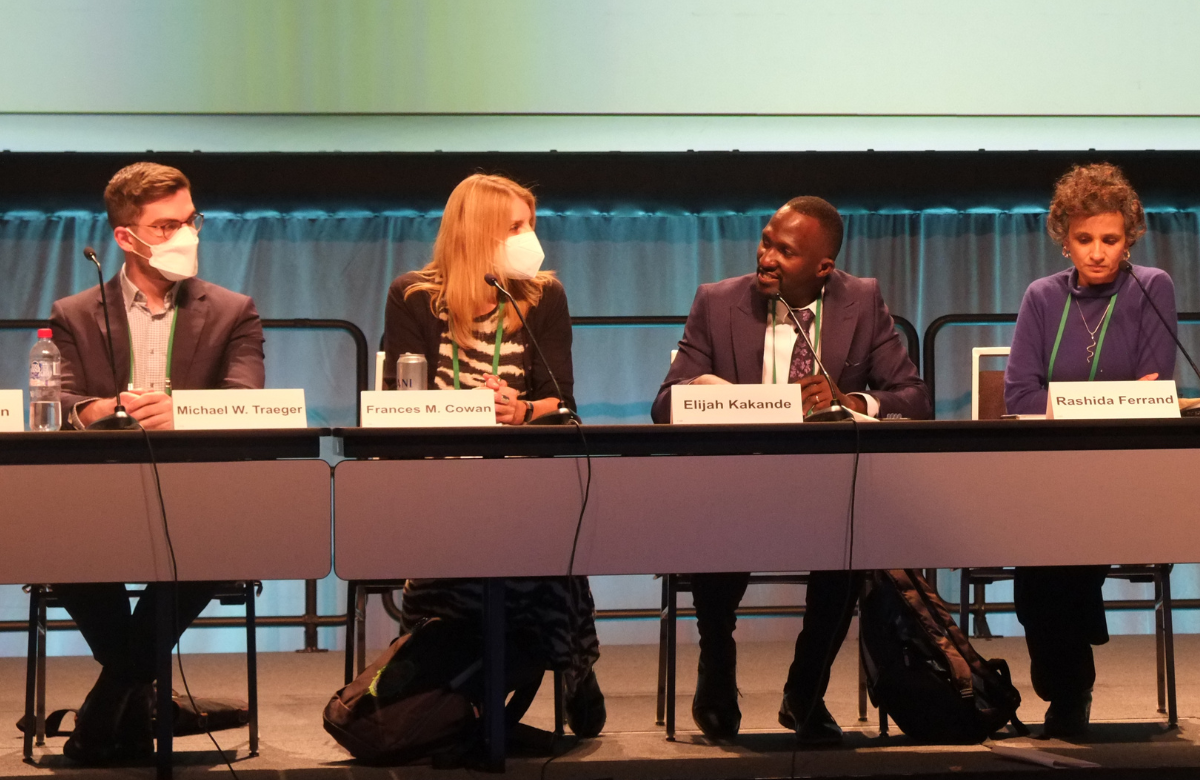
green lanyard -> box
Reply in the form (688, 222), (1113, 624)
(769, 298), (822, 384)
(1048, 293), (1116, 383)
(451, 299), (505, 389)
(126, 309), (178, 395)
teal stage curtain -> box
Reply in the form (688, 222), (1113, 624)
(2, 206), (1198, 651)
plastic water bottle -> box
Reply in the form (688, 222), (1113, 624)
(29, 328), (62, 431)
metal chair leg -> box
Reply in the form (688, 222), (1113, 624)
(1159, 565), (1177, 728)
(1155, 576), (1167, 715)
(665, 574), (678, 742)
(344, 581), (357, 685)
(35, 594), (47, 746)
(245, 582), (259, 756)
(959, 569), (971, 637)
(655, 577), (669, 726)
(355, 585), (368, 677)
(23, 586), (39, 760)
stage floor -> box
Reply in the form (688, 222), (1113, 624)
(1, 634), (1198, 778)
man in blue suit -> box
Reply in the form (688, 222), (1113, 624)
(651, 196), (930, 744)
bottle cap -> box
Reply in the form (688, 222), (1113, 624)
(37, 328), (52, 339)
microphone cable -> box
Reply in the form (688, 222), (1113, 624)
(135, 422), (242, 779)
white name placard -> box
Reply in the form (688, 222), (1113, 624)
(172, 389), (308, 430)
(361, 389), (496, 428)
(0, 390), (22, 432)
(1046, 380), (1181, 420)
(671, 383), (806, 424)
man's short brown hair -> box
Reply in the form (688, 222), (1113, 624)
(104, 162), (191, 228)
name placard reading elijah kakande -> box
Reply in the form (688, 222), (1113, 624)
(670, 383), (807, 424)
(360, 389), (496, 428)
(1046, 380), (1181, 420)
(0, 389), (22, 432)
(172, 388), (308, 430)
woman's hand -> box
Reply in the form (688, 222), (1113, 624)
(485, 374), (526, 425)
(1138, 373), (1160, 381)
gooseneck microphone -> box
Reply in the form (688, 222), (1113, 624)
(773, 293), (853, 422)
(82, 247), (138, 430)
(1120, 260), (1200, 384)
(484, 273), (578, 424)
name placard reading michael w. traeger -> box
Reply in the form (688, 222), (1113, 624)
(173, 389), (308, 430)
(671, 384), (806, 424)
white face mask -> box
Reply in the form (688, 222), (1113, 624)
(497, 231), (545, 280)
(127, 225), (199, 282)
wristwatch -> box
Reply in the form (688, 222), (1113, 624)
(523, 400), (535, 423)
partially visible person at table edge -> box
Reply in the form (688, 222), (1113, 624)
(381, 173), (605, 737)
(1004, 162), (1177, 738)
(48, 161), (264, 764)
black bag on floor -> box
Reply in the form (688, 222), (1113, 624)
(859, 569), (1027, 743)
(323, 617), (546, 765)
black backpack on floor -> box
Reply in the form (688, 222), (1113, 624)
(858, 569), (1027, 743)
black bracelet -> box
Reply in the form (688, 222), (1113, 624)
(523, 400), (535, 423)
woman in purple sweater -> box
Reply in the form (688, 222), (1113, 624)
(1004, 163), (1177, 738)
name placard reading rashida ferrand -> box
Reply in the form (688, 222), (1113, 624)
(361, 389), (496, 427)
(172, 389), (308, 430)
(1046, 380), (1181, 420)
(0, 390), (21, 432)
(671, 383), (807, 424)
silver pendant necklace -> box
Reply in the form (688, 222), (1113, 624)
(1075, 297), (1113, 364)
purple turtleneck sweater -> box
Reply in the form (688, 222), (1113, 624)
(1004, 264), (1177, 415)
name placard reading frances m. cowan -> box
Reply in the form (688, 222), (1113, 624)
(0, 390), (21, 432)
(1046, 380), (1181, 420)
(172, 389), (308, 430)
(671, 383), (806, 425)
(361, 389), (496, 428)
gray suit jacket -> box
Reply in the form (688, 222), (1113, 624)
(651, 271), (930, 422)
(50, 274), (266, 417)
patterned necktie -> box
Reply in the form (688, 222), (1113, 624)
(787, 307), (816, 383)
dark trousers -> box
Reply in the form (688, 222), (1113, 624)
(1014, 565), (1110, 704)
(691, 570), (863, 708)
(52, 582), (218, 685)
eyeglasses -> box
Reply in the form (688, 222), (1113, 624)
(127, 212), (204, 241)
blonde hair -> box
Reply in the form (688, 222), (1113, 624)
(407, 174), (554, 347)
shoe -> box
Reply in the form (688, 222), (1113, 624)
(1042, 691), (1092, 739)
(692, 667), (740, 741)
(62, 671), (135, 765)
(779, 696), (843, 747)
(565, 669), (607, 738)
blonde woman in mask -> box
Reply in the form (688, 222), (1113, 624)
(382, 173), (604, 737)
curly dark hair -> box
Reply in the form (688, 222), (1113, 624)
(1046, 162), (1146, 246)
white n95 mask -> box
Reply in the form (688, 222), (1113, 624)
(129, 226), (199, 282)
(497, 231), (545, 280)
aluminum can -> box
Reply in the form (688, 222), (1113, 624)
(396, 353), (428, 391)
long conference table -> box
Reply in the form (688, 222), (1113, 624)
(334, 418), (1200, 769)
(5, 420), (1200, 774)
(0, 430), (331, 779)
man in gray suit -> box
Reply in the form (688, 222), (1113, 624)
(651, 196), (930, 744)
(48, 162), (264, 764)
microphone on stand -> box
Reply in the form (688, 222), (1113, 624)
(484, 273), (578, 425)
(773, 293), (853, 422)
(1120, 260), (1200, 385)
(82, 247), (138, 430)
